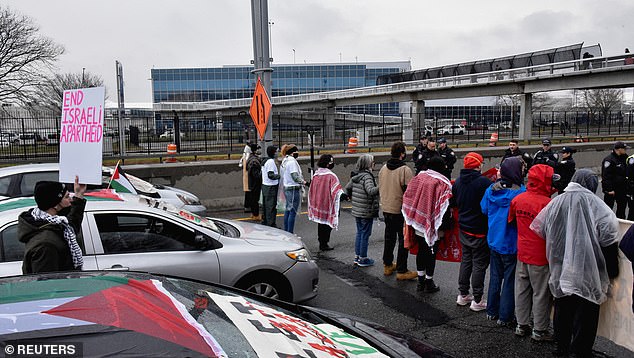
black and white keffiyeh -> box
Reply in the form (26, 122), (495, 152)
(31, 207), (83, 269)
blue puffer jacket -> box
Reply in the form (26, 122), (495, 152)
(480, 181), (526, 254)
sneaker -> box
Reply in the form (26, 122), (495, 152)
(456, 294), (474, 306)
(356, 257), (375, 267)
(496, 319), (516, 329)
(469, 299), (487, 312)
(353, 256), (359, 265)
(486, 314), (499, 321)
(383, 263), (397, 276)
(515, 324), (531, 337)
(319, 245), (334, 251)
(531, 329), (554, 342)
(396, 271), (418, 281)
(424, 279), (440, 293)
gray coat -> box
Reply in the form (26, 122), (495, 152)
(345, 170), (379, 218)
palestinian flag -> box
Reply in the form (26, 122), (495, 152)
(108, 162), (137, 194)
(0, 276), (226, 357)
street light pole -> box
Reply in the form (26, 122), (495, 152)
(293, 48), (296, 64)
(251, 0), (273, 154)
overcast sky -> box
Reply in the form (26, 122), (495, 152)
(4, 0), (634, 104)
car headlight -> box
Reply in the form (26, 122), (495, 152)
(176, 193), (202, 205)
(286, 248), (310, 262)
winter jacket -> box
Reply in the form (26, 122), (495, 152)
(452, 169), (492, 235)
(509, 164), (554, 266)
(481, 181), (525, 254)
(502, 148), (533, 168)
(345, 170), (379, 218)
(438, 146), (457, 178)
(378, 159), (414, 214)
(602, 151), (627, 194)
(554, 157), (575, 194)
(532, 149), (558, 168)
(18, 198), (86, 274)
(415, 148), (441, 174)
(247, 155), (263, 190)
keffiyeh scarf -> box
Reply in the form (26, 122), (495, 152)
(31, 207), (83, 269)
(308, 168), (343, 229)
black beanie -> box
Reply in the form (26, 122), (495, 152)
(34, 181), (67, 210)
(266, 145), (278, 158)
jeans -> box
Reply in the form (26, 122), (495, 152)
(283, 187), (301, 233)
(487, 249), (517, 323)
(261, 184), (278, 227)
(458, 231), (490, 303)
(382, 212), (409, 273)
(355, 217), (373, 257)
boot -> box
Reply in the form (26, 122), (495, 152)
(424, 278), (440, 293)
(416, 275), (426, 292)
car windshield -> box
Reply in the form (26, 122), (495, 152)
(134, 195), (219, 233)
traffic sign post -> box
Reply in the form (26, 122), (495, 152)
(249, 77), (272, 140)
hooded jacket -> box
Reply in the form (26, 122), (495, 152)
(345, 170), (379, 218)
(378, 158), (414, 214)
(452, 169), (492, 236)
(18, 198), (86, 274)
(509, 164), (555, 265)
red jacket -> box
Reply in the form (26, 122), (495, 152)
(508, 165), (555, 266)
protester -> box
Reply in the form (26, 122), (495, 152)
(554, 146), (576, 194)
(402, 157), (452, 293)
(508, 164), (558, 341)
(261, 145), (280, 227)
(532, 139), (558, 168)
(414, 137), (440, 174)
(240, 143), (253, 213)
(437, 137), (457, 179)
(345, 154), (379, 267)
(452, 152), (492, 311)
(246, 143), (262, 221)
(531, 169), (620, 357)
(19, 176), (87, 274)
(601, 141), (628, 219)
(308, 154), (343, 251)
(280, 144), (305, 233)
(480, 156), (526, 327)
(378, 141), (417, 280)
(501, 139), (532, 168)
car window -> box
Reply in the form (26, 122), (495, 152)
(0, 176), (12, 196)
(20, 172), (59, 196)
(0, 224), (23, 262)
(94, 213), (198, 254)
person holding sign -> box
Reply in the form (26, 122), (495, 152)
(19, 176), (87, 274)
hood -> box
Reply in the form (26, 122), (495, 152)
(569, 168), (599, 193)
(526, 164), (555, 196)
(488, 183), (524, 206)
(386, 158), (406, 170)
(17, 209), (54, 244)
(499, 156), (524, 187)
(458, 169), (482, 184)
(217, 219), (304, 248)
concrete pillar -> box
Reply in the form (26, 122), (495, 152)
(325, 107), (336, 139)
(519, 94), (533, 141)
(411, 100), (425, 141)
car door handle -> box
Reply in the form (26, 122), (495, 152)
(105, 264), (129, 271)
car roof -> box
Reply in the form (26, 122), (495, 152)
(0, 163), (60, 176)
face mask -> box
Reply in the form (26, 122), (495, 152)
(292, 152), (299, 159)
(327, 163), (335, 170)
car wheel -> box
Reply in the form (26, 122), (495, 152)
(236, 272), (292, 301)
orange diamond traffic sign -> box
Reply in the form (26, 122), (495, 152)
(249, 77), (272, 140)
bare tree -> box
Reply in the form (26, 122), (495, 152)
(580, 89), (624, 124)
(33, 71), (106, 114)
(0, 6), (64, 105)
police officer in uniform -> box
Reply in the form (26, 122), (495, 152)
(533, 139), (559, 168)
(412, 135), (428, 165)
(554, 146), (576, 194)
(602, 141), (629, 219)
(437, 137), (457, 179)
(415, 137), (441, 174)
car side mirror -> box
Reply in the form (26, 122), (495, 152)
(194, 233), (220, 250)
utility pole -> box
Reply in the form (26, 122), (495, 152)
(250, 0), (273, 154)
(115, 60), (126, 156)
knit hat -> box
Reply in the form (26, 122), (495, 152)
(34, 181), (67, 210)
(463, 152), (483, 169)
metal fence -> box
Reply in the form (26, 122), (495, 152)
(0, 108), (632, 162)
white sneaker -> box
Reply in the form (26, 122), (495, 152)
(470, 299), (487, 312)
(456, 294), (474, 306)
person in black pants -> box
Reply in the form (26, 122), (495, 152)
(554, 146), (576, 194)
(601, 141), (629, 219)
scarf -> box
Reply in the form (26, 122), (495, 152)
(31, 207), (83, 269)
(401, 169), (452, 247)
(308, 168), (343, 229)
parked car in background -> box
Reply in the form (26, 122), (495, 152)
(0, 195), (319, 303)
(0, 131), (19, 143)
(422, 125), (434, 137)
(15, 132), (46, 146)
(0, 271), (445, 357)
(160, 129), (185, 140)
(0, 163), (207, 215)
(436, 124), (466, 135)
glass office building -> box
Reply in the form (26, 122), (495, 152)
(151, 61), (410, 115)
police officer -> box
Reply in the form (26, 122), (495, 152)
(554, 146), (576, 194)
(602, 141), (629, 219)
(533, 139), (558, 168)
(415, 137), (441, 174)
(412, 135), (428, 165)
(437, 137), (457, 179)
(501, 139), (532, 167)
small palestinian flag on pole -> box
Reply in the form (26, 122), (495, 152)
(108, 161), (137, 194)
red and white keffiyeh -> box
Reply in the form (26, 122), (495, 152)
(308, 168), (343, 229)
(401, 169), (452, 247)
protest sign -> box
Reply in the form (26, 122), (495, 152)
(59, 87), (104, 184)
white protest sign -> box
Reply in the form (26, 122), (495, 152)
(59, 87), (104, 185)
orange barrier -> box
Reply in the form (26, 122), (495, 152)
(488, 132), (498, 147)
(165, 143), (177, 162)
(347, 136), (358, 153)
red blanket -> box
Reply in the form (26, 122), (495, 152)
(401, 170), (452, 247)
(308, 168), (343, 229)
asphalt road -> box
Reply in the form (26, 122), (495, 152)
(218, 204), (632, 358)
